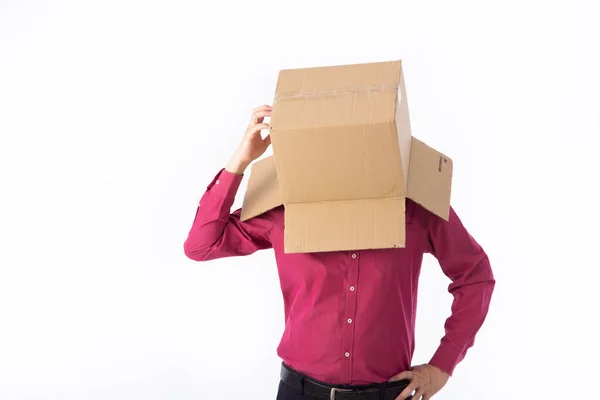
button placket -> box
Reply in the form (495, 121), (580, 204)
(341, 251), (360, 382)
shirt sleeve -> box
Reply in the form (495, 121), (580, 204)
(425, 206), (495, 376)
(183, 168), (274, 261)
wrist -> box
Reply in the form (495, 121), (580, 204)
(225, 155), (250, 175)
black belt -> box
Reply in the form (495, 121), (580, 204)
(280, 363), (412, 400)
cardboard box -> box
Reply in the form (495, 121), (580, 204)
(241, 60), (453, 253)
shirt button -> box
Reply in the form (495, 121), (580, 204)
(215, 180), (220, 184)
(351, 253), (357, 258)
(349, 286), (355, 291)
(345, 352), (350, 358)
(347, 318), (353, 324)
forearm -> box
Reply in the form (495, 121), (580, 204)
(429, 253), (495, 375)
(183, 105), (274, 262)
(426, 205), (496, 375)
(183, 169), (244, 261)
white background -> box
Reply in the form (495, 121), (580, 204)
(1, 1), (598, 399)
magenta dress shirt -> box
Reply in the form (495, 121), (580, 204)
(183, 169), (495, 384)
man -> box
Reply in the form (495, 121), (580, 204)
(183, 105), (495, 400)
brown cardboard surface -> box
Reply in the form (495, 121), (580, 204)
(270, 123), (404, 204)
(240, 60), (452, 253)
(239, 156), (281, 221)
(406, 137), (453, 220)
(284, 198), (405, 253)
(395, 66), (412, 190)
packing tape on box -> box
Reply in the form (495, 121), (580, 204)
(274, 83), (400, 101)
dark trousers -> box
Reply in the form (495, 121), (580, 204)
(276, 378), (413, 400)
(276, 379), (315, 399)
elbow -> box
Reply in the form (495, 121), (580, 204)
(448, 253), (495, 292)
(480, 253), (496, 286)
(183, 239), (212, 262)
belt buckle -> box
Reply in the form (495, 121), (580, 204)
(330, 387), (354, 400)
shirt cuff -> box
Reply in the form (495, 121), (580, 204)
(207, 168), (244, 199)
(428, 342), (464, 377)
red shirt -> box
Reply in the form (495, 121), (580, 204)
(183, 169), (495, 385)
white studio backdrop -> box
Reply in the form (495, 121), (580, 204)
(0, 1), (598, 399)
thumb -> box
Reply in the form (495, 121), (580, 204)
(388, 370), (413, 382)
